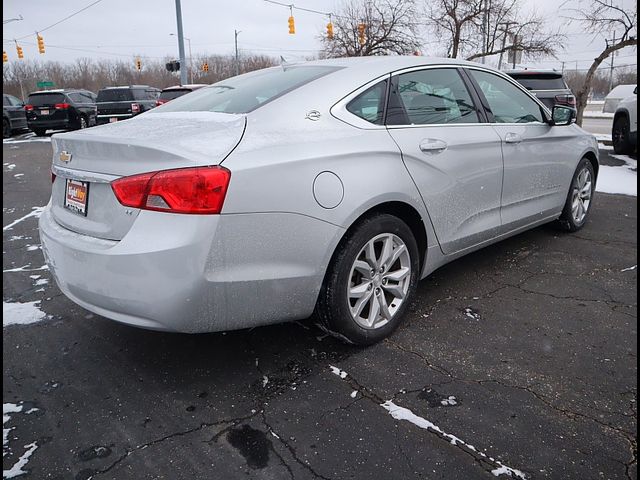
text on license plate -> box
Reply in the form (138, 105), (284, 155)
(109, 117), (118, 123)
(64, 179), (89, 216)
(40, 109), (49, 115)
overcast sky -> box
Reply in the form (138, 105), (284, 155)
(2, 0), (637, 72)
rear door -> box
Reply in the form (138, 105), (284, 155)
(467, 69), (572, 231)
(5, 95), (27, 127)
(385, 67), (504, 255)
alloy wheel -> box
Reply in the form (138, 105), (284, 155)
(571, 167), (592, 224)
(347, 233), (411, 330)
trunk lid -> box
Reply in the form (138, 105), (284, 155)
(50, 111), (246, 240)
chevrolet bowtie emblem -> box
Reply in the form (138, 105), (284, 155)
(59, 151), (72, 163)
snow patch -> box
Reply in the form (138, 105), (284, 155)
(440, 396), (458, 406)
(350, 390), (358, 398)
(3, 265), (48, 273)
(596, 156), (637, 196)
(3, 301), (47, 327)
(621, 265), (637, 272)
(3, 207), (46, 232)
(329, 366), (348, 379)
(381, 401), (526, 479)
(3, 442), (38, 478)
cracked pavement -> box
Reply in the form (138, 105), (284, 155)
(3, 139), (637, 479)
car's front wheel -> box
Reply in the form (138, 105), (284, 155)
(557, 158), (596, 232)
(33, 128), (47, 137)
(613, 115), (634, 154)
(316, 213), (420, 345)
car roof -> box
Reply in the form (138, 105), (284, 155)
(504, 69), (563, 77)
(100, 85), (156, 90)
(606, 84), (637, 99)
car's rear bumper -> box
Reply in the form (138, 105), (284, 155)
(39, 205), (342, 333)
(28, 119), (70, 130)
(97, 114), (134, 125)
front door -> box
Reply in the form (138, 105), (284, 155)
(386, 67), (504, 255)
(467, 69), (572, 231)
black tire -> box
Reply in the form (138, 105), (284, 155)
(613, 116), (633, 155)
(556, 158), (596, 232)
(33, 129), (47, 137)
(3, 118), (11, 138)
(315, 213), (420, 345)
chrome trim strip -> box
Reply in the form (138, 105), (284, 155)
(52, 165), (119, 183)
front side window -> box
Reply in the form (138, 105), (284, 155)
(470, 70), (544, 123)
(157, 65), (341, 114)
(346, 80), (387, 125)
(388, 68), (479, 126)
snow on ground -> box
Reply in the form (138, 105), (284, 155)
(3, 134), (51, 144)
(3, 301), (47, 327)
(583, 112), (614, 119)
(2, 207), (46, 232)
(329, 366), (527, 478)
(3, 403), (39, 479)
(596, 155), (637, 196)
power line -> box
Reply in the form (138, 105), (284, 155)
(10, 0), (105, 41)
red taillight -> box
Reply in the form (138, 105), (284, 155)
(555, 95), (576, 107)
(156, 99), (166, 107)
(54, 103), (70, 110)
(24, 104), (34, 111)
(131, 103), (140, 113)
(111, 166), (231, 214)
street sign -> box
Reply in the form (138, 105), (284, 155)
(37, 81), (54, 88)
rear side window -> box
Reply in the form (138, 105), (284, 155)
(97, 89), (134, 102)
(67, 93), (84, 103)
(159, 89), (191, 101)
(27, 93), (65, 106)
(3, 96), (10, 106)
(157, 65), (341, 114)
(509, 75), (567, 90)
(346, 80), (387, 125)
(470, 70), (544, 123)
(388, 68), (479, 125)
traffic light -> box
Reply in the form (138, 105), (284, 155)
(37, 34), (45, 54)
(165, 60), (180, 72)
(326, 22), (334, 40)
(357, 24), (366, 45)
(288, 15), (295, 34)
(135, 58), (142, 71)
(202, 62), (209, 72)
(3, 51), (8, 63)
(16, 44), (24, 59)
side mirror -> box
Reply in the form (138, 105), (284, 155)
(634, 86), (637, 95)
(551, 105), (576, 126)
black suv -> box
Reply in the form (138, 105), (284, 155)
(3, 93), (28, 138)
(505, 70), (576, 110)
(25, 89), (97, 136)
(96, 85), (160, 124)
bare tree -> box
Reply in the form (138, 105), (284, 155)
(565, 0), (637, 125)
(321, 0), (421, 57)
(1, 54), (276, 100)
(424, 0), (563, 62)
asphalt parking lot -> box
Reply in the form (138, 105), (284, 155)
(3, 135), (637, 480)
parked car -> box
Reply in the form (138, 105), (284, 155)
(612, 86), (637, 154)
(3, 93), (28, 138)
(40, 57), (599, 345)
(505, 69), (576, 110)
(25, 89), (97, 136)
(96, 85), (160, 124)
(156, 84), (208, 106)
(604, 84), (637, 113)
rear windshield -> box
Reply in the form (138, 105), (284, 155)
(509, 74), (567, 90)
(97, 89), (134, 102)
(159, 89), (191, 101)
(28, 93), (65, 106)
(156, 65), (341, 114)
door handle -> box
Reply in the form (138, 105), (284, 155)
(505, 132), (523, 144)
(419, 139), (448, 154)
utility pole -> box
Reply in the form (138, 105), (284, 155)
(174, 0), (187, 86)
(497, 21), (517, 70)
(481, 0), (487, 64)
(234, 30), (241, 77)
(561, 61), (566, 73)
(606, 32), (616, 92)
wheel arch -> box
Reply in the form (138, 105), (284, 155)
(583, 150), (599, 180)
(326, 200), (429, 280)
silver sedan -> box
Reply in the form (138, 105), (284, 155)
(39, 56), (599, 345)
